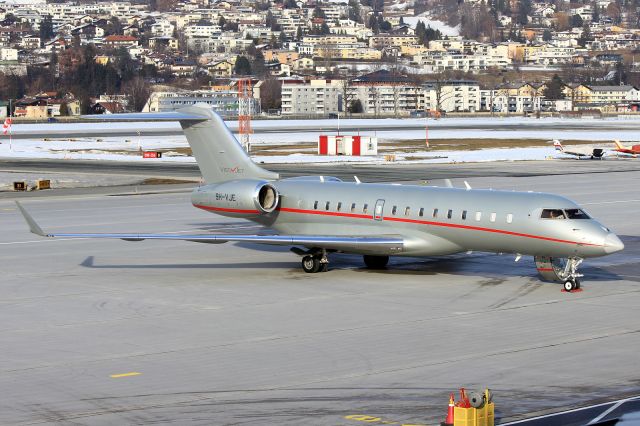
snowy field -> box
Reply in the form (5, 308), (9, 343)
(402, 15), (460, 36)
(1, 115), (639, 165)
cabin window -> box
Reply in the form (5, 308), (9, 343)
(433, 208), (438, 218)
(392, 205), (397, 215)
(419, 208), (424, 217)
(490, 212), (496, 222)
(405, 207), (410, 216)
(337, 202), (342, 212)
(314, 201), (318, 210)
(363, 203), (368, 214)
(325, 201), (330, 210)
(351, 203), (356, 213)
(506, 213), (513, 223)
(447, 209), (453, 219)
(475, 211), (482, 221)
(461, 210), (467, 220)
(541, 209), (566, 219)
(565, 209), (590, 219)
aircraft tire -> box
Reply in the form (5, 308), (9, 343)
(563, 280), (576, 292)
(302, 256), (321, 273)
(574, 278), (581, 289)
(363, 255), (389, 269)
(319, 262), (328, 272)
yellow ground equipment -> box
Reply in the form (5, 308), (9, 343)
(443, 388), (494, 426)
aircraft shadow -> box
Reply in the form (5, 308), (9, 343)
(80, 256), (297, 269)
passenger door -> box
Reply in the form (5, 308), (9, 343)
(374, 199), (385, 221)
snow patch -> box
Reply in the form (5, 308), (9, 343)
(402, 16), (460, 36)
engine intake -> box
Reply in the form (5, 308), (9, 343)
(254, 183), (279, 213)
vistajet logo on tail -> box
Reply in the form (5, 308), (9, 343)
(220, 166), (244, 174)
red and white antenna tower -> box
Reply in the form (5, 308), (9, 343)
(238, 79), (253, 153)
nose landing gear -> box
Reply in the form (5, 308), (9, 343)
(535, 256), (583, 291)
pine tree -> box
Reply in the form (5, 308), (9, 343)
(543, 74), (566, 100)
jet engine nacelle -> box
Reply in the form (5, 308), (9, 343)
(192, 180), (280, 216)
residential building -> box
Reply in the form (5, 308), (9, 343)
(280, 78), (342, 116)
(424, 80), (480, 112)
(350, 70), (421, 116)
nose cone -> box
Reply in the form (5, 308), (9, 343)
(604, 233), (624, 254)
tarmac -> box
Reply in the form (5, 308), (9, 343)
(0, 161), (639, 425)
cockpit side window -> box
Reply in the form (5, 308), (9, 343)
(541, 209), (566, 219)
(565, 209), (590, 219)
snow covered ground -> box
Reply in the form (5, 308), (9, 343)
(8, 115), (640, 138)
(0, 115), (637, 165)
(0, 133), (604, 164)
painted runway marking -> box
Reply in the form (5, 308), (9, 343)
(110, 372), (141, 378)
(344, 414), (427, 426)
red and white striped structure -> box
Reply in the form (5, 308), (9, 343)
(2, 117), (12, 135)
(318, 135), (377, 156)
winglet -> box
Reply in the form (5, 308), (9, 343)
(15, 201), (48, 237)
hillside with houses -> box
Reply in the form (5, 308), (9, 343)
(2, 0), (640, 118)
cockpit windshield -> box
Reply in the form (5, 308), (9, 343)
(541, 209), (566, 219)
(565, 209), (590, 219)
(541, 208), (590, 220)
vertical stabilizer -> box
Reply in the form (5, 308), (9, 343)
(613, 140), (626, 150)
(177, 105), (278, 184)
(82, 105), (278, 184)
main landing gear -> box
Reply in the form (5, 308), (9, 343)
(534, 256), (584, 291)
(300, 248), (329, 273)
(297, 250), (391, 273)
(301, 255), (328, 273)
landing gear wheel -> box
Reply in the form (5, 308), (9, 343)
(363, 255), (389, 269)
(319, 262), (328, 272)
(302, 256), (321, 273)
(535, 256), (584, 288)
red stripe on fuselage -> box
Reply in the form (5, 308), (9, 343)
(193, 204), (602, 247)
(194, 204), (259, 214)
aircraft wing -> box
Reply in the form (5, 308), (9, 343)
(15, 202), (404, 253)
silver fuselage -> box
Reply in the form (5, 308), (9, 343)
(191, 179), (622, 259)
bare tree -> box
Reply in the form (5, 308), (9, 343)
(260, 78), (282, 112)
(338, 66), (357, 116)
(122, 77), (151, 112)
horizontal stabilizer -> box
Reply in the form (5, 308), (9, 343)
(80, 111), (208, 121)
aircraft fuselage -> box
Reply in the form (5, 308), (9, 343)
(192, 179), (622, 259)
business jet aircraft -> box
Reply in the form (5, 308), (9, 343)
(613, 140), (640, 157)
(16, 105), (624, 291)
(553, 140), (605, 159)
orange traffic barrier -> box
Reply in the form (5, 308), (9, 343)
(443, 393), (455, 425)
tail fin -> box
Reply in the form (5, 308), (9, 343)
(82, 104), (278, 184)
(613, 140), (626, 150)
(553, 140), (563, 151)
(176, 105), (278, 184)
